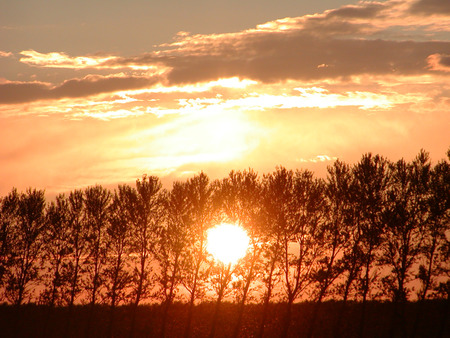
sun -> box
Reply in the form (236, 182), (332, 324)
(206, 223), (250, 265)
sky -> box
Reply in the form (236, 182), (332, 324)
(1, 0), (449, 196)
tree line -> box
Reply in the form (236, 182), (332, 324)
(0, 149), (449, 337)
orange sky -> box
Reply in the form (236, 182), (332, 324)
(0, 0), (449, 195)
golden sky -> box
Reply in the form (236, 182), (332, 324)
(1, 0), (449, 195)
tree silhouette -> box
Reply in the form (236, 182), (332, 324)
(432, 149), (450, 337)
(381, 152), (432, 336)
(39, 194), (73, 337)
(0, 148), (449, 337)
(63, 189), (87, 308)
(417, 159), (449, 300)
(262, 167), (326, 337)
(156, 182), (190, 338)
(128, 175), (163, 337)
(352, 154), (389, 337)
(40, 194), (71, 307)
(0, 188), (19, 302)
(325, 161), (361, 338)
(213, 169), (264, 338)
(181, 172), (215, 338)
(307, 161), (351, 338)
(4, 188), (46, 305)
(83, 185), (111, 337)
(59, 190), (88, 337)
(257, 168), (287, 337)
(104, 185), (133, 337)
(83, 185), (111, 307)
(381, 152), (430, 302)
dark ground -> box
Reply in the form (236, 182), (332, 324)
(0, 300), (448, 337)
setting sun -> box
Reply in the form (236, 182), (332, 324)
(206, 223), (250, 265)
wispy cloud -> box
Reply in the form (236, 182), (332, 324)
(0, 51), (13, 58)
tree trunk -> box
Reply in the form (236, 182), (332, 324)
(257, 259), (276, 338)
(184, 264), (200, 338)
(209, 264), (231, 338)
(281, 297), (294, 338)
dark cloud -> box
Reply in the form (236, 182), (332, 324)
(326, 3), (387, 19)
(409, 0), (450, 15)
(157, 32), (450, 84)
(0, 75), (160, 104)
(439, 54), (450, 67)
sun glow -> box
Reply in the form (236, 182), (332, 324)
(206, 223), (250, 265)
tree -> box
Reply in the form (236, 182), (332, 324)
(181, 172), (215, 338)
(59, 190), (88, 336)
(422, 151), (450, 338)
(352, 154), (389, 337)
(0, 189), (19, 302)
(4, 188), (46, 305)
(213, 169), (264, 338)
(83, 185), (111, 306)
(380, 152), (431, 336)
(324, 161), (362, 338)
(63, 189), (88, 308)
(381, 152), (431, 301)
(128, 175), (163, 337)
(307, 160), (351, 338)
(262, 167), (326, 338)
(155, 182), (190, 338)
(257, 168), (289, 338)
(104, 185), (133, 338)
(40, 194), (71, 307)
(83, 185), (111, 337)
(416, 155), (450, 302)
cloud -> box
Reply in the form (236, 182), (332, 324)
(409, 0), (450, 15)
(19, 50), (164, 71)
(93, 1), (450, 84)
(19, 50), (119, 69)
(0, 51), (13, 58)
(5, 0), (450, 105)
(162, 36), (450, 84)
(427, 53), (450, 72)
(0, 74), (160, 104)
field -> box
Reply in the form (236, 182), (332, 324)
(0, 300), (448, 337)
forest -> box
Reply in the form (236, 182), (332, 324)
(0, 149), (449, 337)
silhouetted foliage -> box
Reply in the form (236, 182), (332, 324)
(4, 188), (46, 305)
(0, 148), (449, 338)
